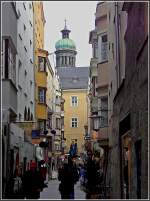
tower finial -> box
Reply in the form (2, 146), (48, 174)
(64, 19), (67, 29)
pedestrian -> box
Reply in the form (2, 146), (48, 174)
(85, 150), (101, 199)
(22, 160), (44, 199)
(58, 156), (79, 199)
(51, 156), (55, 171)
(13, 168), (24, 199)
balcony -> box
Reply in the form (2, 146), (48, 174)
(2, 79), (17, 115)
(91, 96), (98, 113)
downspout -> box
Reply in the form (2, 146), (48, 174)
(115, 2), (123, 199)
(115, 2), (121, 88)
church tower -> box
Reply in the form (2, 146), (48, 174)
(55, 21), (77, 67)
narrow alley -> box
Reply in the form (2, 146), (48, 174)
(2, 1), (148, 200)
(40, 173), (86, 199)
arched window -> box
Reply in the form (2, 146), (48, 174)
(65, 56), (67, 65)
(24, 107), (27, 121)
(30, 113), (33, 121)
(27, 108), (30, 121)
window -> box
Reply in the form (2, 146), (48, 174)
(18, 60), (22, 87)
(99, 96), (108, 127)
(18, 10), (21, 18)
(71, 96), (78, 106)
(71, 118), (78, 128)
(19, 33), (22, 40)
(38, 56), (46, 71)
(38, 88), (46, 103)
(65, 56), (67, 65)
(98, 33), (108, 63)
(38, 120), (46, 132)
(30, 40), (32, 46)
(19, 113), (22, 121)
(29, 3), (32, 9)
(93, 41), (98, 58)
(29, 21), (33, 27)
(56, 118), (60, 129)
(56, 96), (60, 105)
(24, 24), (26, 31)
(2, 39), (16, 84)
(24, 46), (27, 52)
(23, 2), (26, 10)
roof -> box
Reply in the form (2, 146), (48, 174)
(56, 67), (89, 90)
(55, 38), (76, 50)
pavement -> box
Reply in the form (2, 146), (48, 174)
(40, 171), (86, 199)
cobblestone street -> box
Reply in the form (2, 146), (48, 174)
(40, 176), (86, 199)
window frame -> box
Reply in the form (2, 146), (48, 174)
(71, 117), (78, 128)
(98, 32), (108, 63)
(38, 56), (46, 72)
(71, 96), (78, 107)
(38, 87), (46, 104)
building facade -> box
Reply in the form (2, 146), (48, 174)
(55, 24), (89, 154)
(16, 2), (35, 123)
(2, 2), (18, 197)
(109, 2), (148, 199)
(89, 2), (110, 186)
(57, 67), (89, 154)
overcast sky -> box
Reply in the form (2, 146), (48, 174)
(43, 1), (98, 68)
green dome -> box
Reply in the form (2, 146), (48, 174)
(55, 38), (76, 50)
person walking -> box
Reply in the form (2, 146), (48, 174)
(22, 160), (44, 199)
(51, 156), (55, 171)
(85, 150), (101, 199)
(58, 156), (79, 199)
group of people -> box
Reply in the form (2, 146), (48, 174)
(58, 150), (104, 199)
(6, 159), (48, 199)
(58, 156), (79, 199)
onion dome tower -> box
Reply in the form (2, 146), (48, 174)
(55, 20), (77, 67)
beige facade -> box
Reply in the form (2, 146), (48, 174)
(63, 89), (88, 154)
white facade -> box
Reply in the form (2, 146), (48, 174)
(53, 73), (62, 152)
(16, 2), (35, 122)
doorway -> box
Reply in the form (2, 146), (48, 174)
(135, 140), (141, 199)
(121, 133), (132, 199)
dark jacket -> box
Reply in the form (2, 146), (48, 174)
(58, 162), (79, 193)
(22, 169), (44, 199)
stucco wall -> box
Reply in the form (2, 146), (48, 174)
(63, 90), (88, 153)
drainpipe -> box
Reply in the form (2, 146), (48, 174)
(115, 2), (121, 88)
(115, 2), (123, 198)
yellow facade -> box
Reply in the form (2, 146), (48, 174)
(33, 2), (47, 124)
(33, 1), (45, 50)
(63, 89), (88, 154)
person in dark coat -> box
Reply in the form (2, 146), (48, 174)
(58, 156), (79, 199)
(22, 161), (44, 199)
(85, 150), (101, 199)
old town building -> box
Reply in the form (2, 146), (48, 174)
(110, 2), (148, 199)
(55, 23), (89, 154)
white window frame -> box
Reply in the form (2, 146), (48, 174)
(71, 117), (78, 128)
(38, 88), (46, 103)
(38, 56), (46, 72)
(98, 32), (108, 63)
(71, 96), (78, 107)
